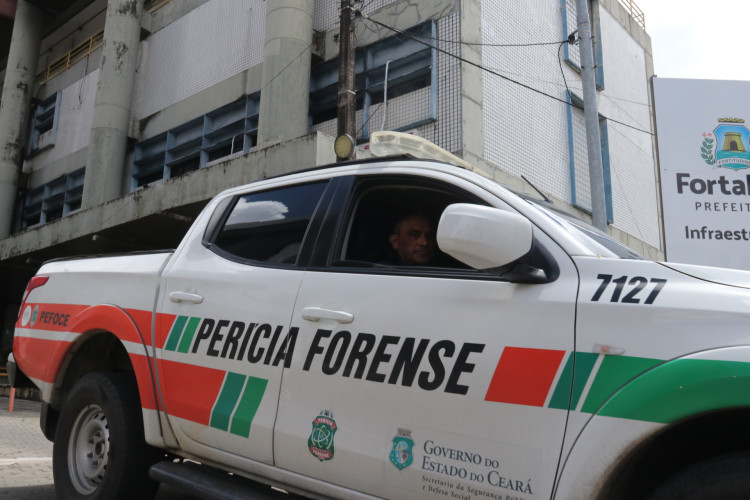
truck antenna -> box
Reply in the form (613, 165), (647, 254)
(521, 175), (552, 204)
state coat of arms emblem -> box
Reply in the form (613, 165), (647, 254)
(389, 428), (414, 470)
(701, 118), (750, 170)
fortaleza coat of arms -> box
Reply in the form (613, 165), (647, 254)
(308, 410), (337, 461)
(389, 428), (414, 470)
(701, 118), (750, 170)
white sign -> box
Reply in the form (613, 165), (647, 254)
(653, 78), (750, 271)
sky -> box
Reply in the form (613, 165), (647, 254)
(635, 0), (750, 81)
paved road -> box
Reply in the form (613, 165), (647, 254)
(0, 396), (201, 499)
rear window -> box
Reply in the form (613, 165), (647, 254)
(212, 182), (327, 265)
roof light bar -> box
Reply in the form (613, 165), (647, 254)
(369, 131), (475, 170)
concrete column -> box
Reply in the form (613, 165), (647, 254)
(257, 0), (314, 147)
(82, 0), (144, 209)
(460, 0), (485, 165)
(0, 1), (44, 239)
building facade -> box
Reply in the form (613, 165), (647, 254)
(0, 0), (659, 342)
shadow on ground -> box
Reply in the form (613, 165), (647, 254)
(0, 484), (56, 500)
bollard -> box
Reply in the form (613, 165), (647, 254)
(8, 387), (15, 412)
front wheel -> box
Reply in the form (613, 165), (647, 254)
(53, 372), (160, 500)
(647, 452), (750, 500)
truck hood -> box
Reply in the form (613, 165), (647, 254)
(658, 261), (750, 289)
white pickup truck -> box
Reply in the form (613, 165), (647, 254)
(10, 132), (750, 500)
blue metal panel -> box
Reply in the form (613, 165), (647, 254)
(600, 118), (613, 222)
(131, 93), (261, 189)
(362, 49), (374, 138)
(565, 91), (578, 206)
(429, 20), (437, 121)
(591, 0), (605, 89)
(561, 0), (604, 88)
(566, 90), (614, 221)
(309, 20), (437, 138)
(561, 0), (571, 62)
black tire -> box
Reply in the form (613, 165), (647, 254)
(647, 452), (750, 500)
(53, 372), (160, 500)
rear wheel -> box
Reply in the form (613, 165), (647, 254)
(647, 452), (750, 500)
(53, 372), (160, 500)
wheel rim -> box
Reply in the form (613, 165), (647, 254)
(67, 404), (110, 494)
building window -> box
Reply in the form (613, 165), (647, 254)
(29, 92), (62, 152)
(22, 167), (85, 228)
(132, 93), (260, 189)
(566, 92), (612, 221)
(309, 21), (437, 139)
(561, 0), (604, 89)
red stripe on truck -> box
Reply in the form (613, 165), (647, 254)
(484, 347), (566, 406)
(160, 359), (227, 425)
(155, 312), (178, 350)
(13, 336), (70, 384)
(130, 353), (159, 410)
(14, 303), (162, 412)
(16, 303), (88, 331)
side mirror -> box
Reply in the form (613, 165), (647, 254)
(437, 204), (534, 271)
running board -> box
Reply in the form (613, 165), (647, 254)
(150, 460), (298, 500)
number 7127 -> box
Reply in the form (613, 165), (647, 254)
(590, 274), (667, 305)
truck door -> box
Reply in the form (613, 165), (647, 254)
(274, 175), (579, 499)
(156, 179), (332, 464)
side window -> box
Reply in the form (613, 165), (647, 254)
(29, 91), (61, 152)
(22, 167), (85, 228)
(338, 180), (485, 269)
(211, 181), (327, 265)
(562, 0), (604, 89)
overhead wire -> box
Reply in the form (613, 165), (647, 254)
(558, 39), (572, 98)
(359, 12), (570, 48)
(406, 35), (572, 48)
(260, 42), (314, 93)
(609, 155), (651, 244)
(555, 34), (650, 133)
(555, 32), (652, 243)
(471, 64), (651, 112)
(361, 12), (649, 110)
(600, 92), (652, 131)
(358, 13), (653, 136)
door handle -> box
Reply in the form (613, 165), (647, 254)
(301, 307), (354, 324)
(169, 291), (204, 304)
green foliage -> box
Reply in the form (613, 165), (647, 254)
(701, 137), (716, 165)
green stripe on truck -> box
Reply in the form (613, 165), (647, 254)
(548, 352), (598, 410)
(593, 358), (750, 423)
(177, 317), (201, 354)
(230, 376), (268, 437)
(164, 316), (188, 351)
(210, 372), (245, 431)
(581, 355), (661, 415)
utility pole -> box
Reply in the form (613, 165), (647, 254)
(575, 0), (607, 231)
(337, 0), (356, 160)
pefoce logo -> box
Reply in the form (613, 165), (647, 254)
(701, 117), (750, 170)
(21, 305), (32, 327)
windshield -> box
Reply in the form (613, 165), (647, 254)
(521, 198), (644, 260)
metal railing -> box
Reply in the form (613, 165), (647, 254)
(35, 0), (171, 84)
(617, 0), (645, 30)
(32, 0), (641, 85)
(145, 0), (172, 12)
(40, 29), (104, 83)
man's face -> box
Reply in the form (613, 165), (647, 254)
(389, 215), (435, 265)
